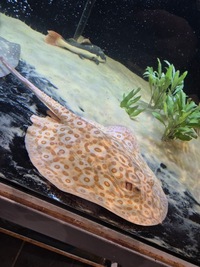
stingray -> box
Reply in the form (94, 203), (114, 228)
(0, 57), (168, 226)
(0, 37), (20, 77)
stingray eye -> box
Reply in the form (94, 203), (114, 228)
(133, 186), (141, 193)
(125, 181), (141, 194)
(125, 181), (133, 191)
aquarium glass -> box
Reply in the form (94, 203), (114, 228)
(0, 1), (200, 265)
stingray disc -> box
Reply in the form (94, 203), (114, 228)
(0, 36), (21, 77)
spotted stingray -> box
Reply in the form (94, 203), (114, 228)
(0, 57), (168, 226)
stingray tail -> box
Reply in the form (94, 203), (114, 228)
(0, 57), (74, 122)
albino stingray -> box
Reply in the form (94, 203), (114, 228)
(0, 57), (168, 226)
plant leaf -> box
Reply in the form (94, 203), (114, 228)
(152, 111), (166, 126)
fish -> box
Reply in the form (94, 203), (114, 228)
(0, 57), (168, 226)
(45, 31), (106, 65)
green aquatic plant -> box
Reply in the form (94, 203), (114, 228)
(121, 59), (200, 141)
(144, 58), (188, 109)
(152, 90), (200, 141)
(120, 87), (144, 119)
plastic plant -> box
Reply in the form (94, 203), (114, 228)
(152, 90), (200, 141)
(120, 87), (144, 119)
(143, 58), (188, 109)
(121, 59), (200, 141)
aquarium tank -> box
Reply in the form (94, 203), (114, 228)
(0, 0), (200, 266)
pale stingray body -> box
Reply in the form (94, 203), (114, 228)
(1, 57), (168, 226)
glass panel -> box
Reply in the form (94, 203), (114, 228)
(0, 1), (200, 265)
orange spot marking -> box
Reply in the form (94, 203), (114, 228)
(53, 157), (60, 162)
(74, 166), (81, 172)
(94, 147), (102, 152)
(111, 168), (117, 173)
(94, 176), (99, 182)
(69, 156), (75, 161)
(54, 164), (60, 169)
(66, 144), (72, 149)
(104, 181), (110, 187)
(84, 177), (90, 182)
(64, 164), (69, 169)
(58, 149), (65, 155)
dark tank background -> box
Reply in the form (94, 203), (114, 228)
(1, 0), (200, 101)
(1, 1), (200, 266)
